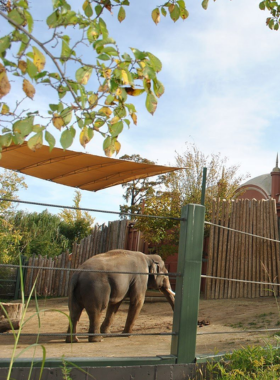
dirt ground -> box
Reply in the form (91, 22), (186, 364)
(1, 296), (280, 360)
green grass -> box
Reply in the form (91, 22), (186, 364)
(199, 345), (280, 380)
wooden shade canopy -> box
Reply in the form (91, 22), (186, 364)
(0, 143), (180, 191)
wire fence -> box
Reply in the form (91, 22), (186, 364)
(1, 198), (280, 342)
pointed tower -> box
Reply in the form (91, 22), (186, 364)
(270, 154), (280, 204)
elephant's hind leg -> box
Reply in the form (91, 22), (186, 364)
(122, 296), (145, 334)
(66, 303), (83, 343)
(86, 309), (104, 342)
(101, 301), (122, 334)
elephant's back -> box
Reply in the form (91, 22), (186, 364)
(80, 249), (148, 272)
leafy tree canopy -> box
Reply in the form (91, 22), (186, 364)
(0, 169), (27, 263)
(59, 190), (95, 248)
(119, 154), (165, 217)
(0, 0), (190, 158)
(0, 0), (274, 158)
(135, 143), (249, 257)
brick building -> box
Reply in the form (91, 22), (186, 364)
(238, 154), (280, 216)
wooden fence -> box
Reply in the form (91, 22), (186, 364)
(24, 220), (128, 297)
(205, 198), (280, 299)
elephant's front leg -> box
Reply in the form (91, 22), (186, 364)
(101, 301), (122, 333)
(123, 296), (145, 334)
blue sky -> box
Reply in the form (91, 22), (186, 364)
(2, 0), (280, 224)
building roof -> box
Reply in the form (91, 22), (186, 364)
(240, 173), (271, 197)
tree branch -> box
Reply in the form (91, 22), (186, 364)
(0, 10), (80, 106)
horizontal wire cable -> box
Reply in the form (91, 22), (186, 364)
(197, 327), (280, 336)
(0, 264), (180, 277)
(0, 198), (183, 221)
(201, 274), (280, 287)
(1, 332), (176, 337)
(205, 221), (280, 243)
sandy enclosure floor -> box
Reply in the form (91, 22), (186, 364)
(1, 296), (280, 359)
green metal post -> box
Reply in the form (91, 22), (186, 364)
(200, 167), (207, 206)
(171, 203), (205, 363)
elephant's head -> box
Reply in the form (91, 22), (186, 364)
(146, 254), (175, 311)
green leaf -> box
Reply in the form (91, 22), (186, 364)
(83, 0), (93, 17)
(60, 107), (72, 125)
(0, 133), (12, 147)
(180, 8), (189, 20)
(118, 6), (126, 22)
(24, 10), (34, 32)
(161, 7), (167, 17)
(8, 9), (24, 25)
(103, 136), (114, 157)
(114, 106), (126, 118)
(13, 117), (34, 136)
(202, 0), (209, 10)
(0, 36), (11, 53)
(94, 119), (106, 128)
(26, 59), (38, 78)
(170, 4), (180, 22)
(61, 37), (72, 61)
(130, 47), (147, 60)
(49, 104), (59, 112)
(147, 52), (162, 73)
(46, 10), (59, 28)
(99, 18), (109, 38)
(95, 4), (102, 16)
(143, 66), (156, 80)
(109, 120), (123, 137)
(27, 131), (43, 151)
(153, 79), (165, 98)
(145, 92), (157, 115)
(87, 25), (100, 42)
(96, 53), (110, 61)
(60, 127), (76, 149)
(75, 66), (93, 84)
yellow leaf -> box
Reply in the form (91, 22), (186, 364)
(151, 8), (160, 25)
(124, 87), (145, 96)
(32, 46), (46, 73)
(88, 93), (98, 107)
(22, 79), (35, 99)
(79, 126), (93, 148)
(121, 70), (129, 85)
(52, 113), (64, 130)
(110, 116), (120, 125)
(18, 60), (27, 73)
(98, 83), (109, 92)
(99, 107), (112, 117)
(27, 132), (43, 151)
(114, 140), (121, 155)
(115, 88), (122, 96)
(1, 104), (9, 115)
(131, 113), (137, 125)
(0, 63), (11, 100)
(103, 68), (111, 79)
(169, 4), (175, 13)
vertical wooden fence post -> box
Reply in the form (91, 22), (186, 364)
(171, 203), (205, 364)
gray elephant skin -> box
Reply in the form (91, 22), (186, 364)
(66, 249), (175, 343)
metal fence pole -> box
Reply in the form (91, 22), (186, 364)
(201, 167), (207, 206)
(171, 203), (205, 363)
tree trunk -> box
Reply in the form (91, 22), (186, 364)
(0, 303), (23, 333)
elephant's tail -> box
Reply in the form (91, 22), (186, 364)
(68, 272), (80, 308)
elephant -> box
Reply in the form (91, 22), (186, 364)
(66, 249), (175, 343)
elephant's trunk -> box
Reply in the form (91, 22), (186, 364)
(159, 286), (175, 311)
